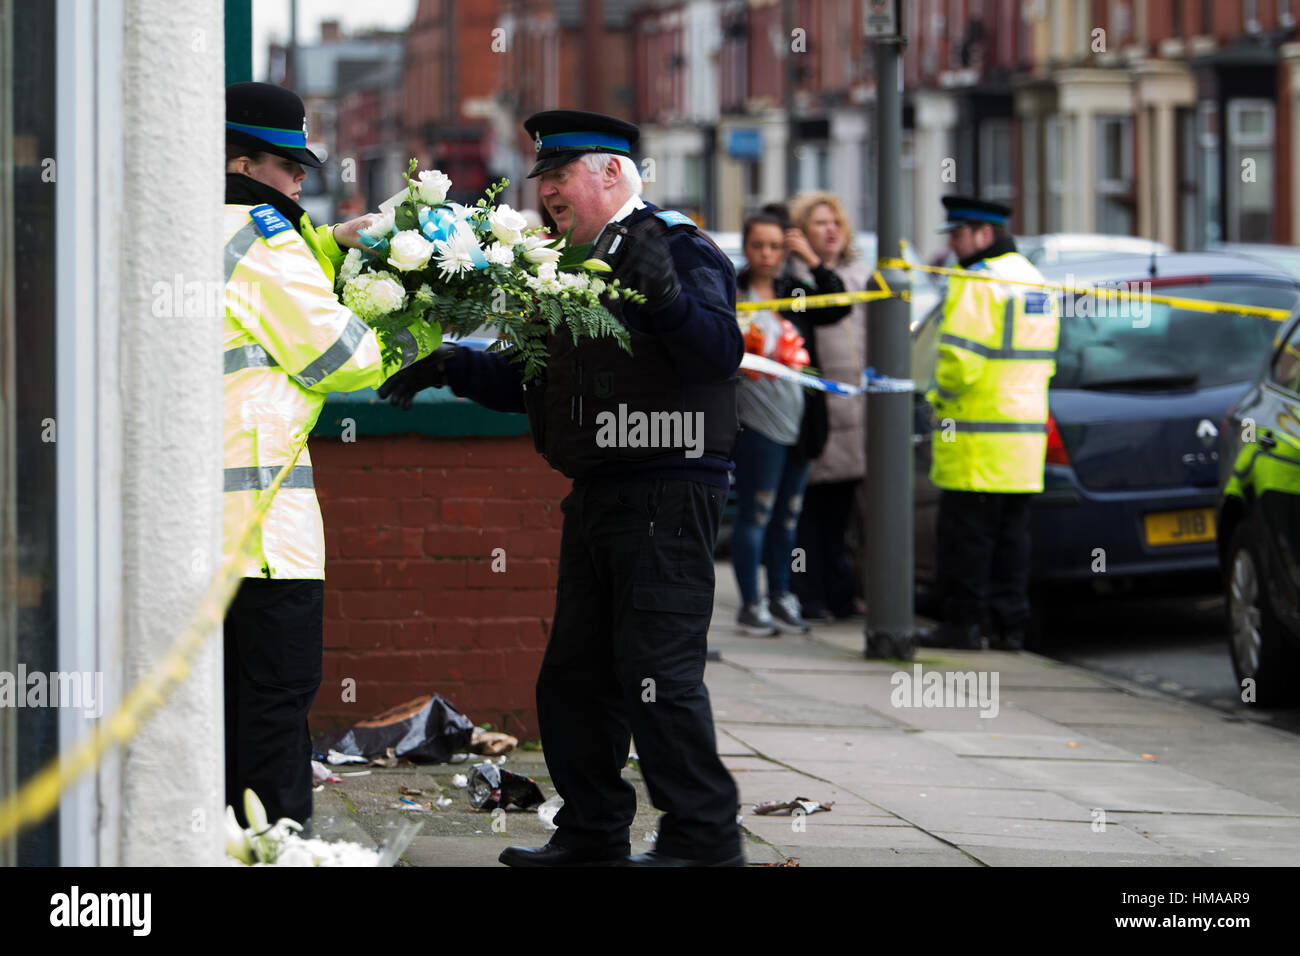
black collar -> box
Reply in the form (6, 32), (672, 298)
(959, 234), (1018, 269)
(225, 173), (308, 234)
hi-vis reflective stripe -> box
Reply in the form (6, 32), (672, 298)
(224, 344), (280, 374)
(392, 327), (419, 370)
(223, 465), (315, 492)
(296, 314), (369, 387)
(939, 333), (1056, 361)
(947, 421), (1047, 434)
(224, 221), (261, 283)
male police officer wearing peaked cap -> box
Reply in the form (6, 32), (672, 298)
(379, 110), (747, 866)
(920, 195), (1059, 651)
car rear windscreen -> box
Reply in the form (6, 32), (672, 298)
(1052, 282), (1300, 391)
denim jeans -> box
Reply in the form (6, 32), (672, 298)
(731, 426), (811, 606)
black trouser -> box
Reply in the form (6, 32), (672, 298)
(537, 477), (741, 862)
(224, 577), (323, 827)
(791, 479), (859, 616)
(936, 490), (1032, 634)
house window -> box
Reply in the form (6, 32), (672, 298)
(1226, 99), (1274, 242)
(1022, 116), (1040, 235)
(1044, 115), (1065, 232)
(1244, 0), (1260, 33)
(979, 119), (1015, 207)
(1096, 115), (1134, 234)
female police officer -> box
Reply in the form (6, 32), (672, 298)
(222, 82), (436, 826)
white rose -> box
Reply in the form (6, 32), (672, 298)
(484, 241), (515, 267)
(387, 229), (436, 272)
(488, 204), (528, 246)
(416, 169), (452, 205)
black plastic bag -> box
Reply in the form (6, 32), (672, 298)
(468, 762), (546, 810)
(319, 694), (474, 763)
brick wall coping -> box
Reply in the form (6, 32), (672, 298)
(312, 385), (530, 439)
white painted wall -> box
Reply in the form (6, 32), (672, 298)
(116, 0), (225, 865)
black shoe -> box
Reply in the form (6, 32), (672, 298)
(916, 623), (984, 650)
(498, 841), (630, 867)
(626, 850), (745, 867)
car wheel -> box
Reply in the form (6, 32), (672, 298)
(1225, 526), (1300, 707)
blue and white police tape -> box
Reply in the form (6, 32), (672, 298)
(448, 337), (916, 397)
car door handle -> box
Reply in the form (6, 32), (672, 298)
(1259, 433), (1278, 449)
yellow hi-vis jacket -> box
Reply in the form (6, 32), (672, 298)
(926, 249), (1060, 493)
(223, 202), (434, 579)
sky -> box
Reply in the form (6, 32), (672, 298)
(252, 0), (418, 80)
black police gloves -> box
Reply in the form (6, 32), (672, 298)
(611, 216), (681, 314)
(376, 344), (459, 410)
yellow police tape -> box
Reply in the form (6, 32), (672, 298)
(0, 437), (309, 844)
(738, 255), (1294, 322)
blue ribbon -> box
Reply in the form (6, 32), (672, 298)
(419, 204), (488, 269)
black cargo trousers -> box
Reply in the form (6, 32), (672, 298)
(537, 475), (742, 862)
(224, 578), (324, 827)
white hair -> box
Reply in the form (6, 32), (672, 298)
(581, 152), (642, 196)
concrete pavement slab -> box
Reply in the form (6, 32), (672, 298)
(974, 758), (1299, 815)
(924, 731), (1146, 762)
(1107, 812), (1300, 866)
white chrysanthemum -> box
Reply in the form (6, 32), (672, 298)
(484, 241), (515, 267)
(342, 271), (407, 320)
(388, 229), (436, 271)
(589, 277), (606, 296)
(557, 271), (588, 291)
(488, 204), (528, 246)
(434, 233), (481, 278)
(415, 169), (452, 205)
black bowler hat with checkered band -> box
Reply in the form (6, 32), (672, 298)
(523, 109), (640, 178)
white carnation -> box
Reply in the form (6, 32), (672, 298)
(488, 204), (528, 246)
(365, 211), (395, 239)
(388, 229), (436, 271)
(342, 271), (407, 321)
(536, 261), (558, 281)
(338, 247), (365, 285)
(484, 241), (515, 267)
(415, 169), (452, 205)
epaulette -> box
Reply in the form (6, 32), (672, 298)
(249, 204), (295, 241)
(654, 210), (697, 231)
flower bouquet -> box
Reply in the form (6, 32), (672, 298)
(225, 788), (418, 867)
(338, 161), (642, 382)
(740, 317), (811, 382)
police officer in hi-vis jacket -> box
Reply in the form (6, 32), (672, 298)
(920, 196), (1060, 652)
(222, 82), (438, 826)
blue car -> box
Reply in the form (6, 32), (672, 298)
(913, 252), (1300, 621)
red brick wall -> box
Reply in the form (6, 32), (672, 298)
(308, 434), (570, 740)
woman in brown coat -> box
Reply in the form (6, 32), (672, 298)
(788, 192), (870, 621)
